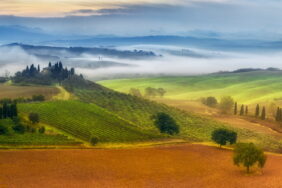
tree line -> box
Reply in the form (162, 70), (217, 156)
(129, 87), (166, 98)
(13, 62), (78, 85)
(201, 96), (269, 120)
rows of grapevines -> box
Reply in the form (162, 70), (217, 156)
(74, 89), (230, 141)
(19, 101), (161, 142)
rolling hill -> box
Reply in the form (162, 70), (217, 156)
(99, 70), (282, 105)
(61, 76), (282, 151)
(19, 100), (161, 143)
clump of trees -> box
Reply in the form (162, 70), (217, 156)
(13, 62), (77, 85)
(233, 142), (267, 173)
(0, 101), (18, 119)
(211, 128), (237, 147)
(202, 96), (218, 107)
(145, 87), (166, 98)
(0, 116), (46, 135)
(129, 88), (142, 97)
(28, 113), (40, 124)
(152, 112), (179, 135)
(219, 96), (234, 114)
(253, 104), (266, 120)
(32, 95), (45, 102)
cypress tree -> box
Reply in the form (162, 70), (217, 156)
(261, 107), (266, 120)
(0, 107), (2, 119)
(245, 106), (248, 115)
(10, 103), (17, 117)
(255, 104), (260, 118)
(279, 108), (282, 122)
(234, 102), (238, 115)
(276, 107), (280, 121)
(2, 102), (8, 119)
(240, 105), (244, 116)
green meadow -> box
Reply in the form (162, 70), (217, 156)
(99, 71), (282, 104)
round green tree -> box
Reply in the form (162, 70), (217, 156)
(152, 112), (180, 135)
(211, 128), (237, 147)
(233, 143), (267, 173)
(28, 113), (40, 124)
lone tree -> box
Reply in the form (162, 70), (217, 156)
(255, 104), (260, 117)
(152, 112), (180, 135)
(28, 113), (39, 124)
(219, 96), (234, 114)
(261, 107), (266, 120)
(211, 128), (237, 147)
(234, 102), (238, 115)
(90, 136), (99, 146)
(239, 105), (245, 116)
(206, 96), (218, 108)
(233, 143), (267, 173)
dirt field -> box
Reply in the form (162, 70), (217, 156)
(1, 144), (282, 188)
(0, 84), (59, 100)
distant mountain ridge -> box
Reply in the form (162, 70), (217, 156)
(3, 43), (157, 60)
(2, 25), (282, 52)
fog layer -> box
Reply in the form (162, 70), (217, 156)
(1, 45), (282, 80)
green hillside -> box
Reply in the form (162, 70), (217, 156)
(0, 119), (79, 146)
(19, 100), (161, 143)
(59, 77), (282, 152)
(99, 70), (282, 104)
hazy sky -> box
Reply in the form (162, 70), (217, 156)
(1, 0), (282, 37)
(0, 0), (229, 17)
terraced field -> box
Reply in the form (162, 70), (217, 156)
(19, 100), (161, 143)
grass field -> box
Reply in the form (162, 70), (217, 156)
(0, 119), (79, 146)
(69, 86), (282, 152)
(19, 100), (161, 143)
(1, 144), (282, 188)
(99, 70), (282, 104)
(0, 83), (59, 100)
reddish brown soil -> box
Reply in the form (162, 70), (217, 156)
(1, 144), (282, 188)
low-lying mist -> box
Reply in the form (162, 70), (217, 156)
(1, 45), (282, 80)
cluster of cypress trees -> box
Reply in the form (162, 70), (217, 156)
(255, 104), (266, 120)
(234, 102), (266, 120)
(0, 102), (18, 119)
(234, 102), (248, 116)
(22, 64), (40, 77)
(48, 62), (75, 81)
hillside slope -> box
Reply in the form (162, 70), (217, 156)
(61, 77), (282, 152)
(99, 70), (282, 104)
(19, 100), (161, 143)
